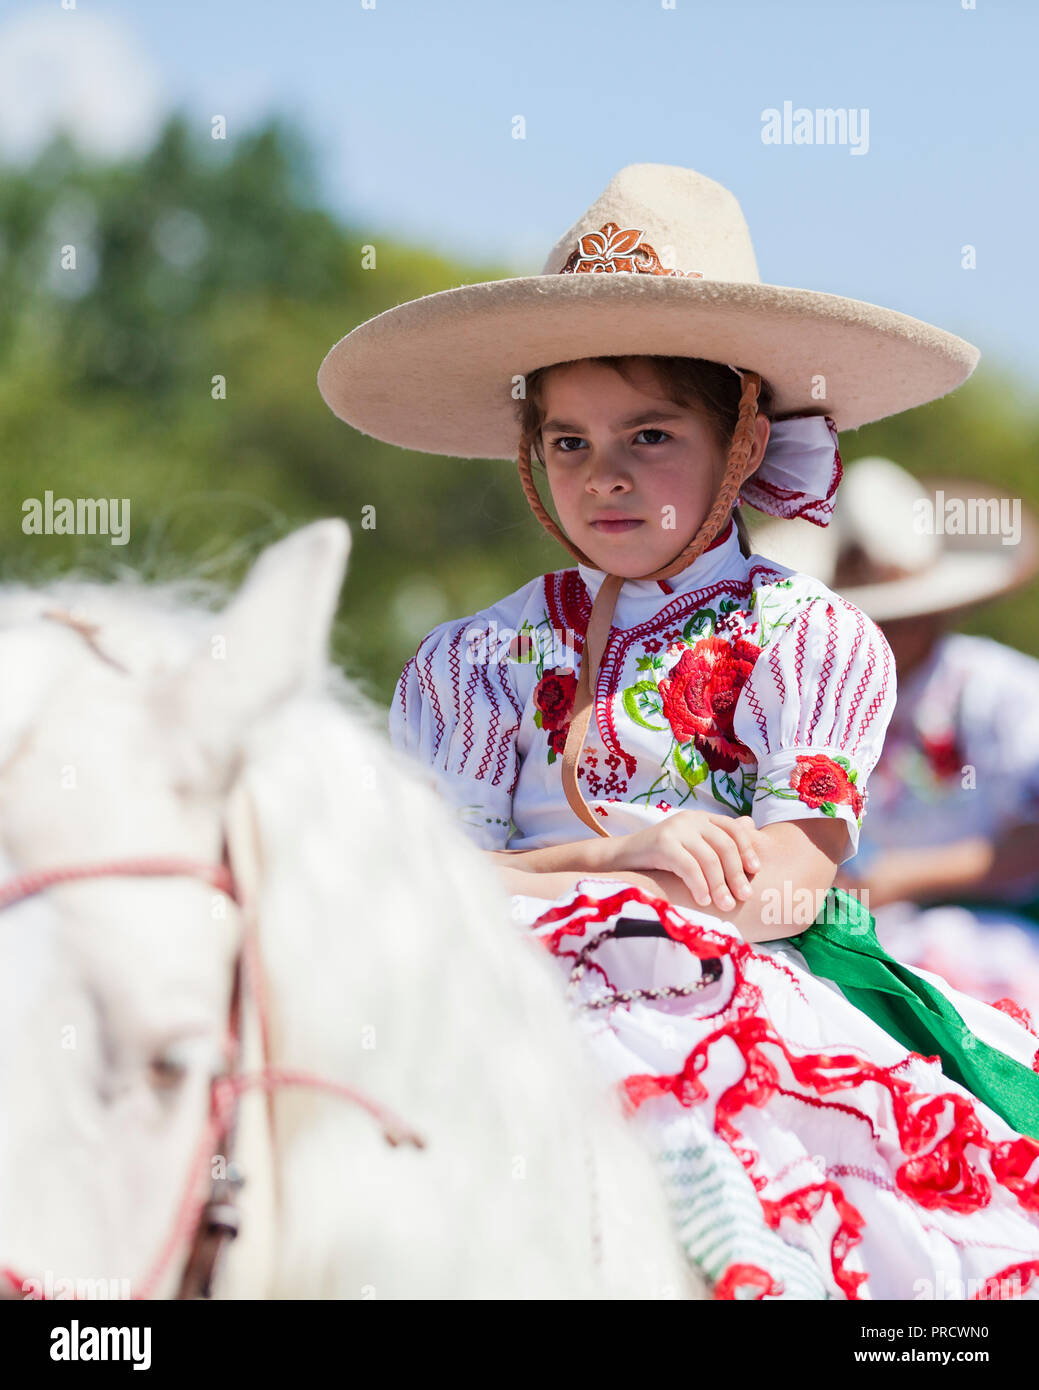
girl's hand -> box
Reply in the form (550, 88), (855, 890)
(600, 810), (766, 913)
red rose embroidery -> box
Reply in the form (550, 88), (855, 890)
(657, 636), (761, 773)
(534, 667), (577, 731)
(790, 754), (863, 817)
(534, 666), (577, 760)
(547, 726), (569, 757)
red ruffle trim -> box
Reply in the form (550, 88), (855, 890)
(532, 882), (1039, 1301)
(973, 1260), (1039, 1300)
(712, 1263), (784, 1300)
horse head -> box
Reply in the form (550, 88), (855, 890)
(0, 516), (698, 1300)
(0, 520), (350, 1298)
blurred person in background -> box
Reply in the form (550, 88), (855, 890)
(755, 457), (1039, 1028)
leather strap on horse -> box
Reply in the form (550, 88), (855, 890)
(515, 370), (763, 839)
(175, 777), (277, 1300)
(174, 949), (246, 1299)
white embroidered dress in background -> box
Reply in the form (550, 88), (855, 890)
(852, 630), (1039, 1021)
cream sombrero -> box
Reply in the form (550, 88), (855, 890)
(317, 162), (978, 454)
(751, 457), (1039, 623)
(317, 163), (981, 841)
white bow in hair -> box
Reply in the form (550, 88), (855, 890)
(725, 364), (841, 526)
(739, 414), (842, 527)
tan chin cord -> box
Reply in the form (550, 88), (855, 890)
(514, 370), (762, 840)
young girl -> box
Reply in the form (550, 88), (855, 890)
(318, 163), (1039, 1299)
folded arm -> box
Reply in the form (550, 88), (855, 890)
(486, 817), (848, 945)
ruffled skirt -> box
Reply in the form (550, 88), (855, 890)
(511, 877), (1039, 1301)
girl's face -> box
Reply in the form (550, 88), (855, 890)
(539, 359), (728, 578)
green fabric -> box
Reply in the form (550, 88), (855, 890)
(788, 888), (1039, 1140)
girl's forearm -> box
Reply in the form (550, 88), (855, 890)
(494, 861), (810, 944)
(489, 820), (843, 945)
(496, 862), (700, 908)
(485, 838), (613, 874)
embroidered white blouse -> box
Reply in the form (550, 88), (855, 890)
(853, 631), (1039, 894)
(389, 523), (895, 861)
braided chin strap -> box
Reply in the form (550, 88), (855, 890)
(515, 370), (762, 840)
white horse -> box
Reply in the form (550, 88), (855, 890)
(0, 520), (701, 1299)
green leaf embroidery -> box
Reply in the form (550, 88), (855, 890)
(758, 777), (798, 802)
(820, 801), (837, 817)
(623, 680), (667, 732)
(533, 710), (542, 729)
(709, 768), (750, 816)
(673, 743), (710, 792)
(683, 608), (716, 640)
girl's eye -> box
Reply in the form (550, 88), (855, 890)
(548, 429), (671, 453)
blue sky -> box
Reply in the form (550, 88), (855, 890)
(1, 0), (1036, 397)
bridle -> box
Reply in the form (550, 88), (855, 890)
(0, 786), (426, 1301)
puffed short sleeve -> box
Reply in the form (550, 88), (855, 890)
(388, 615), (523, 851)
(732, 592), (896, 862)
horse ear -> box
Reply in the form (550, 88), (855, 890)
(162, 519), (351, 751)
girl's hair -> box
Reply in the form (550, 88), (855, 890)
(515, 355), (775, 558)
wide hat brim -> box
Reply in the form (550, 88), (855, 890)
(316, 272), (979, 458)
(751, 476), (1039, 623)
